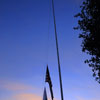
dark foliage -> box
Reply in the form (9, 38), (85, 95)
(74, 0), (100, 83)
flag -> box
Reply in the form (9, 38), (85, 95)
(43, 88), (48, 100)
(45, 65), (52, 87)
(45, 65), (54, 100)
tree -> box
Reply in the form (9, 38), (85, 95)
(74, 0), (100, 83)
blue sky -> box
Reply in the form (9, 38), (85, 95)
(0, 0), (100, 100)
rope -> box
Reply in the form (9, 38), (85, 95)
(46, 0), (52, 65)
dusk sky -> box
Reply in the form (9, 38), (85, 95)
(0, 0), (100, 100)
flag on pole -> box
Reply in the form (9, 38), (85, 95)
(45, 65), (54, 100)
(43, 88), (48, 100)
(45, 65), (52, 87)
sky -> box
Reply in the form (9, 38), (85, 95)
(0, 0), (100, 100)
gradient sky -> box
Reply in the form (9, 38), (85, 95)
(0, 0), (100, 100)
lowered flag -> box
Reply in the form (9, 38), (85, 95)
(43, 88), (48, 100)
(45, 65), (54, 100)
(45, 65), (52, 86)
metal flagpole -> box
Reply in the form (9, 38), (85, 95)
(51, 0), (64, 100)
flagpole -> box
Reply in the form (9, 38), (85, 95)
(51, 0), (64, 100)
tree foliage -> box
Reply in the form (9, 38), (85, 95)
(74, 0), (100, 83)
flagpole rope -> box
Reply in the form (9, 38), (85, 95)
(46, 0), (52, 65)
(45, 1), (54, 100)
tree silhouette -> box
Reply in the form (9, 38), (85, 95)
(74, 0), (100, 83)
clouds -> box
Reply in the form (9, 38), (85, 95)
(11, 93), (42, 100)
(76, 96), (100, 100)
(0, 80), (42, 100)
(0, 80), (34, 91)
(0, 93), (42, 100)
